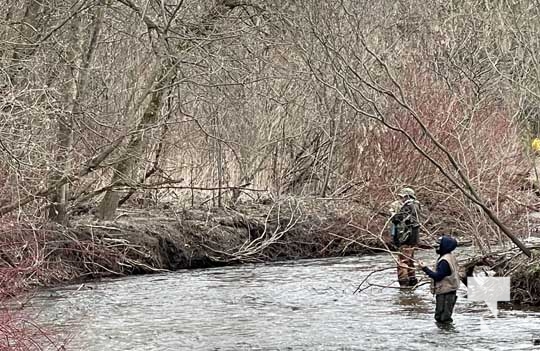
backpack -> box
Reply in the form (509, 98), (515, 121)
(391, 199), (420, 245)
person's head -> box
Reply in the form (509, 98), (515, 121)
(398, 187), (416, 200)
(435, 235), (458, 255)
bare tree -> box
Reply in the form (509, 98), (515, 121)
(292, 0), (532, 255)
(0, 0), (537, 259)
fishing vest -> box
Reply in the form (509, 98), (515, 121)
(432, 253), (460, 295)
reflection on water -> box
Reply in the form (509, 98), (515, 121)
(29, 250), (540, 351)
(395, 290), (431, 315)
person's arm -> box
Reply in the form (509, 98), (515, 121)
(391, 211), (403, 224)
(421, 259), (451, 282)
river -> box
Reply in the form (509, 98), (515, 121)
(30, 249), (540, 350)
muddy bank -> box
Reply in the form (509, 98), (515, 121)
(29, 199), (389, 287)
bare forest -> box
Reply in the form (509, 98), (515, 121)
(2, 0), (540, 348)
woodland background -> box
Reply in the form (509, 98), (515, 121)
(1, 0), (540, 260)
(3, 1), (540, 348)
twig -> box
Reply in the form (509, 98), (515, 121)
(353, 266), (395, 294)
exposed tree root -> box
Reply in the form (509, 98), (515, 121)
(0, 199), (389, 290)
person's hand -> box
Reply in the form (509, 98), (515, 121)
(417, 260), (426, 268)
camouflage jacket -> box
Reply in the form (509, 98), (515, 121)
(390, 199), (421, 245)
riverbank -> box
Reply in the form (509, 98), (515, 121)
(1, 199), (392, 291)
(1, 198), (538, 306)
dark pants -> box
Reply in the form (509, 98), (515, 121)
(435, 291), (457, 323)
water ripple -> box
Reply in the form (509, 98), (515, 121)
(29, 252), (540, 351)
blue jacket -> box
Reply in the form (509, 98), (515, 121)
(422, 236), (457, 282)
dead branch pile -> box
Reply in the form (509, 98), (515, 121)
(460, 245), (540, 306)
(0, 198), (388, 289)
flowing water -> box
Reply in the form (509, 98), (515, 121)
(30, 249), (540, 351)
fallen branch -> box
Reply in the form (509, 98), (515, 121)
(353, 266), (395, 294)
(0, 137), (123, 217)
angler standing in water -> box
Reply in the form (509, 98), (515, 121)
(418, 235), (460, 324)
(389, 187), (421, 287)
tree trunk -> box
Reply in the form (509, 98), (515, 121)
(49, 3), (105, 223)
(97, 65), (169, 220)
(322, 104), (340, 197)
(48, 114), (73, 223)
(9, 0), (42, 84)
(117, 119), (169, 207)
(48, 12), (81, 223)
(215, 114), (223, 207)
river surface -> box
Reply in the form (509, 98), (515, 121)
(30, 249), (540, 351)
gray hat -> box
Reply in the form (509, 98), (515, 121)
(398, 187), (416, 198)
